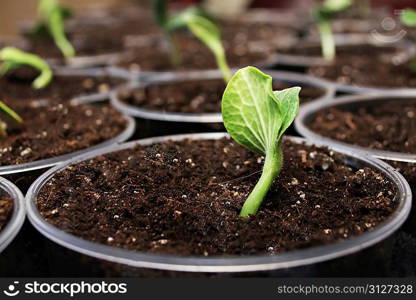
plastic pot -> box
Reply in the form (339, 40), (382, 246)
(295, 92), (416, 275)
(295, 92), (416, 164)
(274, 34), (416, 93)
(0, 177), (25, 254)
(25, 132), (412, 277)
(110, 69), (335, 138)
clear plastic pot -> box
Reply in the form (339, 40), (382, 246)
(54, 66), (135, 104)
(111, 69), (335, 138)
(25, 133), (412, 275)
(0, 177), (25, 254)
(295, 92), (416, 164)
(275, 34), (416, 93)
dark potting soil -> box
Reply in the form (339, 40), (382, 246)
(36, 137), (397, 257)
(307, 99), (416, 154)
(0, 102), (127, 166)
(0, 194), (13, 232)
(0, 68), (125, 104)
(120, 79), (326, 114)
(305, 45), (416, 88)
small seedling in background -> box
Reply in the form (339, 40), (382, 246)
(0, 101), (23, 138)
(313, 0), (352, 61)
(222, 66), (300, 217)
(400, 8), (416, 71)
(33, 0), (75, 59)
(0, 47), (53, 89)
(153, 0), (231, 82)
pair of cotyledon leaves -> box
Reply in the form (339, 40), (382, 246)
(222, 67), (300, 156)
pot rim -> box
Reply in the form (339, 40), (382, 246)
(0, 177), (25, 253)
(0, 116), (135, 176)
(110, 69), (336, 123)
(295, 91), (416, 163)
(26, 132), (412, 273)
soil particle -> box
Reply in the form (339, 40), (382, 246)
(36, 138), (397, 257)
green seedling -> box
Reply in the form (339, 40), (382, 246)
(400, 8), (416, 71)
(0, 47), (53, 89)
(152, 0), (231, 82)
(222, 66), (301, 217)
(0, 101), (23, 138)
(313, 0), (352, 61)
(33, 0), (75, 59)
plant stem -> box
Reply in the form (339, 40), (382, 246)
(50, 10), (75, 59)
(166, 33), (182, 66)
(240, 144), (283, 217)
(217, 51), (231, 83)
(318, 21), (335, 61)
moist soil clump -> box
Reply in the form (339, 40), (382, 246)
(0, 194), (13, 232)
(307, 99), (416, 154)
(36, 137), (397, 256)
(0, 101), (128, 166)
(120, 79), (325, 114)
(0, 68), (125, 104)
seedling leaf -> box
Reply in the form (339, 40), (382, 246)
(401, 9), (416, 27)
(0, 47), (53, 89)
(222, 66), (300, 216)
(38, 0), (75, 59)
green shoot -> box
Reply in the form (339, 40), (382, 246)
(222, 66), (301, 217)
(37, 0), (75, 59)
(400, 9), (416, 71)
(0, 101), (23, 138)
(152, 0), (231, 82)
(0, 47), (53, 89)
(313, 0), (352, 61)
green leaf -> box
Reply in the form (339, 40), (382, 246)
(0, 101), (22, 124)
(38, 0), (75, 58)
(401, 8), (416, 27)
(152, 0), (169, 27)
(184, 15), (230, 82)
(322, 0), (352, 12)
(222, 66), (301, 217)
(0, 47), (53, 89)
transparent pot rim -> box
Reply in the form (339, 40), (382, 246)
(0, 177), (25, 253)
(111, 69), (336, 123)
(0, 116), (135, 176)
(295, 91), (416, 163)
(26, 132), (412, 273)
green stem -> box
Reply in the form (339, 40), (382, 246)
(240, 145), (283, 217)
(166, 33), (182, 66)
(49, 10), (75, 59)
(216, 51), (231, 83)
(318, 21), (335, 61)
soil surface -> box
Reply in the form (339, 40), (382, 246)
(0, 194), (13, 232)
(307, 99), (416, 154)
(303, 45), (416, 88)
(0, 101), (128, 166)
(0, 68), (125, 104)
(37, 137), (397, 257)
(119, 79), (326, 114)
